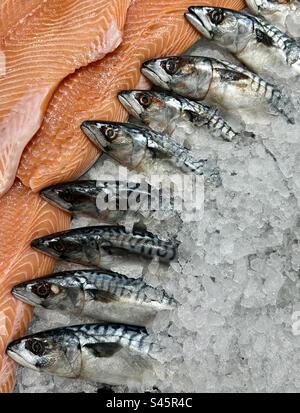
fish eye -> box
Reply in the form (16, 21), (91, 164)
(138, 94), (152, 108)
(32, 283), (51, 298)
(163, 60), (179, 75)
(61, 189), (73, 203)
(53, 240), (65, 252)
(210, 9), (225, 25)
(25, 339), (45, 356)
(104, 127), (118, 141)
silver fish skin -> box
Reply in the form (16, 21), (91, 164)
(81, 121), (221, 185)
(7, 323), (159, 385)
(246, 0), (298, 28)
(185, 7), (300, 76)
(31, 225), (178, 266)
(141, 56), (295, 124)
(12, 269), (177, 326)
(40, 180), (152, 221)
(118, 89), (238, 142)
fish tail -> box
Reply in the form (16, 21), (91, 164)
(270, 88), (295, 124)
(184, 156), (222, 187)
(207, 111), (238, 142)
(159, 135), (222, 185)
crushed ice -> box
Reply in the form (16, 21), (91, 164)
(15, 28), (300, 393)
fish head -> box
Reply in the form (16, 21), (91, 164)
(118, 90), (173, 125)
(12, 275), (85, 314)
(40, 181), (98, 214)
(142, 56), (213, 100)
(7, 329), (82, 377)
(81, 121), (148, 169)
(31, 231), (85, 263)
(186, 7), (253, 54)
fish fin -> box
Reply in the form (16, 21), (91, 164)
(183, 110), (197, 123)
(130, 354), (152, 370)
(255, 29), (273, 47)
(132, 141), (148, 167)
(164, 123), (176, 136)
(183, 139), (192, 151)
(152, 150), (171, 160)
(87, 288), (120, 303)
(84, 342), (122, 358)
(132, 221), (148, 233)
(183, 110), (207, 128)
(270, 89), (295, 124)
(132, 227), (157, 238)
(216, 69), (248, 82)
(98, 250), (113, 268)
(147, 138), (172, 159)
(241, 131), (256, 139)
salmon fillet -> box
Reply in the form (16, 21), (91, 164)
(18, 0), (246, 192)
(0, 1), (42, 39)
(0, 0), (132, 197)
(0, 181), (70, 393)
(3, 0), (245, 393)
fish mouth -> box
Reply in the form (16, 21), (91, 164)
(81, 121), (102, 148)
(141, 66), (169, 90)
(81, 121), (110, 152)
(7, 347), (40, 371)
(117, 91), (141, 117)
(40, 188), (71, 213)
(12, 286), (30, 302)
(12, 286), (38, 305)
(185, 7), (213, 39)
(31, 238), (61, 259)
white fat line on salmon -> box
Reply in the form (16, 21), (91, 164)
(0, 51), (6, 76)
(135, 74), (152, 89)
(88, 20), (123, 63)
(0, 87), (49, 196)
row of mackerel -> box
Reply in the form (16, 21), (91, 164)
(9, 5), (299, 387)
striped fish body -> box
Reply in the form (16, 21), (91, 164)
(118, 90), (238, 141)
(79, 324), (157, 384)
(7, 323), (158, 385)
(208, 59), (295, 124)
(31, 225), (178, 266)
(236, 16), (300, 76)
(81, 121), (221, 185)
(12, 269), (177, 326)
(141, 56), (295, 124)
(208, 59), (276, 109)
(40, 180), (153, 221)
(146, 128), (222, 186)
